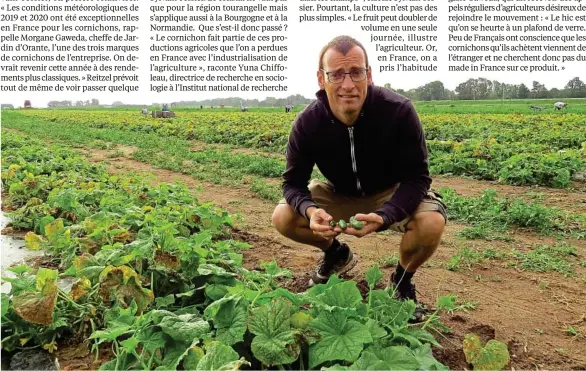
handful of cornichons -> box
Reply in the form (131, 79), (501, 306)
(329, 216), (363, 230)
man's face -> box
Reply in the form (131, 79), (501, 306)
(318, 46), (372, 119)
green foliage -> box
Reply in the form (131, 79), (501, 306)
(440, 188), (585, 238)
(5, 108), (586, 188)
(1, 131), (445, 370)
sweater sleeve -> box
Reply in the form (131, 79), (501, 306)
(282, 117), (318, 220)
(374, 101), (431, 229)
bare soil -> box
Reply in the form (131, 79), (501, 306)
(80, 146), (586, 371)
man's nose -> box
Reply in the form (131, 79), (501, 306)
(341, 74), (355, 89)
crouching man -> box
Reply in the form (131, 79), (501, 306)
(271, 35), (447, 322)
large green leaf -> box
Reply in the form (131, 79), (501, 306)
(159, 313), (210, 343)
(215, 300), (247, 345)
(365, 319), (387, 340)
(306, 275), (343, 297)
(347, 350), (386, 370)
(248, 299), (300, 366)
(196, 341), (249, 370)
(411, 344), (449, 370)
(205, 284), (229, 301)
(369, 345), (422, 370)
(203, 294), (248, 345)
(183, 346), (205, 370)
(135, 327), (167, 354)
(308, 310), (373, 368)
(317, 281), (363, 309)
(155, 340), (191, 371)
(333, 344), (444, 371)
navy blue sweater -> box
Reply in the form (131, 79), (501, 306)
(282, 84), (431, 230)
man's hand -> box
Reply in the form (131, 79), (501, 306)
(308, 208), (339, 240)
(343, 213), (384, 237)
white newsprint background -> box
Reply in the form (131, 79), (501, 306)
(0, 0), (585, 107)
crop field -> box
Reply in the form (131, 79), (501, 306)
(1, 99), (585, 370)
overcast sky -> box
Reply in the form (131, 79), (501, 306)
(2, 3), (583, 107)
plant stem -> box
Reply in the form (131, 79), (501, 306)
(299, 350), (304, 371)
(132, 350), (149, 370)
(421, 309), (441, 331)
(147, 351), (156, 370)
(250, 279), (271, 307)
(114, 342), (121, 371)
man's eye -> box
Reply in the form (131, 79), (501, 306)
(331, 72), (345, 78)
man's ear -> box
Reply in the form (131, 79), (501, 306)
(317, 70), (325, 89)
(367, 67), (373, 85)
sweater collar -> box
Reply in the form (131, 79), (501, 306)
(315, 84), (374, 123)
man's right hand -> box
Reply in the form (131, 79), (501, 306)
(307, 207), (339, 239)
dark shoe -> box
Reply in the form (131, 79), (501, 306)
(390, 272), (427, 323)
(309, 243), (357, 286)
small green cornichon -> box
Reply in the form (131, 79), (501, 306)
(349, 216), (364, 230)
(338, 219), (347, 230)
(330, 220), (337, 228)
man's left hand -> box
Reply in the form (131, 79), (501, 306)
(343, 213), (384, 237)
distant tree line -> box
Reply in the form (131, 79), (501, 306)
(162, 94), (312, 108)
(47, 99), (100, 107)
(386, 77), (586, 101)
(24, 77), (586, 108)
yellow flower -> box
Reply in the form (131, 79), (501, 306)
(19, 337), (30, 346)
(43, 340), (58, 353)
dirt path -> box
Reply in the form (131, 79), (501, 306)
(83, 146), (586, 370)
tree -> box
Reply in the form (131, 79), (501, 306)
(384, 83), (391, 90)
(455, 78), (491, 100)
(455, 79), (475, 100)
(564, 77), (585, 98)
(422, 81), (446, 101)
(517, 83), (530, 99)
(491, 80), (503, 100)
(475, 78), (492, 100)
(91, 99), (99, 106)
(564, 77), (585, 90)
(548, 88), (562, 99)
(531, 81), (548, 99)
